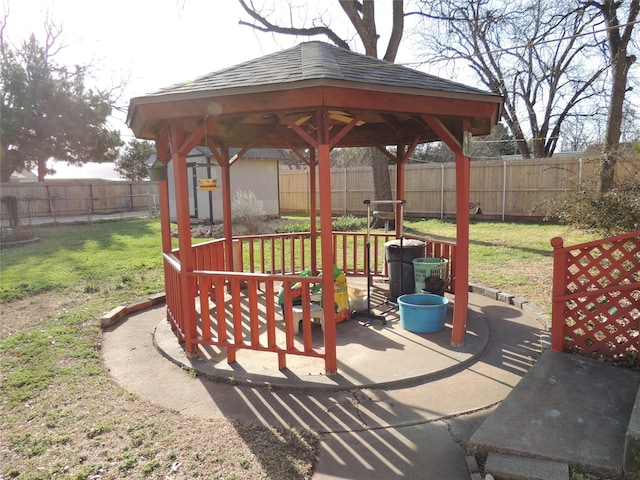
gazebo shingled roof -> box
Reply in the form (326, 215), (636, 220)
(128, 41), (501, 149)
(148, 41), (492, 95)
(127, 41), (503, 375)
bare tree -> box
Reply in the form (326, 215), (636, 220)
(620, 105), (640, 142)
(237, 0), (405, 213)
(561, 112), (602, 152)
(586, 0), (639, 193)
(332, 148), (375, 168)
(411, 0), (608, 159)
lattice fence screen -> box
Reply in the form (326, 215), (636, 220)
(559, 232), (640, 356)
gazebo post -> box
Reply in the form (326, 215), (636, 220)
(422, 116), (471, 347)
(309, 149), (318, 275)
(451, 151), (471, 347)
(218, 145), (234, 272)
(158, 167), (172, 254)
(156, 130), (172, 255)
(170, 122), (198, 356)
(395, 143), (408, 237)
(318, 120), (337, 374)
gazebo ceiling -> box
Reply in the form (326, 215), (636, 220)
(127, 41), (503, 149)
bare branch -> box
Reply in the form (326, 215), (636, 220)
(0, 8), (8, 55)
(43, 15), (65, 60)
(237, 0), (350, 49)
(414, 0), (610, 158)
(339, 0), (376, 55)
(384, 0), (404, 61)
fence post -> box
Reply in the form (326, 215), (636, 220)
(343, 168), (347, 216)
(46, 185), (52, 218)
(550, 236), (567, 352)
(502, 161), (507, 221)
(88, 184), (94, 223)
(578, 158), (583, 183)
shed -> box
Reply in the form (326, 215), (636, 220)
(167, 146), (282, 223)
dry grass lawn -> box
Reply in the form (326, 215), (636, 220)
(0, 290), (319, 479)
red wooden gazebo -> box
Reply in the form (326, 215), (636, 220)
(127, 42), (502, 375)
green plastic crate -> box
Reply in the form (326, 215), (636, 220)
(412, 257), (448, 293)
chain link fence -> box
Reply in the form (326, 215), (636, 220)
(0, 182), (160, 227)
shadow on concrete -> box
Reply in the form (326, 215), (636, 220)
(102, 286), (550, 480)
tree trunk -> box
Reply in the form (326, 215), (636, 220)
(369, 148), (394, 229)
(339, 1), (402, 213)
(238, 0), (406, 212)
(597, 0), (639, 193)
(0, 163), (13, 183)
(37, 158), (47, 182)
(599, 47), (627, 193)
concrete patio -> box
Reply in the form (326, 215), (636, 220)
(101, 276), (640, 479)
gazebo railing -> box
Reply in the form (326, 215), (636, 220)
(163, 231), (456, 369)
(163, 252), (183, 340)
(233, 231), (455, 283)
(233, 231), (396, 277)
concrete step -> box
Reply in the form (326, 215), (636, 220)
(468, 351), (640, 476)
(624, 385), (640, 474)
(484, 452), (569, 480)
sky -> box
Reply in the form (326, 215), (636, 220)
(3, 0), (414, 142)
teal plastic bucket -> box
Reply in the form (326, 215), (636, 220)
(397, 293), (449, 333)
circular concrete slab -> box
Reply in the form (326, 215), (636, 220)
(154, 294), (489, 391)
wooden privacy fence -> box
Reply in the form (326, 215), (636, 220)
(5, 154), (637, 225)
(551, 230), (640, 358)
(280, 156), (610, 220)
(0, 181), (159, 225)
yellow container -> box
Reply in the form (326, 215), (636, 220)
(198, 178), (217, 190)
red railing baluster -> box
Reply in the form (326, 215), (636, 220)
(214, 276), (227, 344)
(248, 278), (260, 347)
(200, 276), (212, 342)
(265, 280), (276, 348)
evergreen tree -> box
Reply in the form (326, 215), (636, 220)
(116, 139), (155, 181)
(0, 31), (122, 182)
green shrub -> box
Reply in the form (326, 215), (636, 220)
(275, 215), (366, 233)
(545, 169), (640, 235)
(332, 215), (367, 232)
(231, 189), (265, 235)
(275, 221), (310, 234)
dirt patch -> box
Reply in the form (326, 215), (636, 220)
(0, 291), (79, 340)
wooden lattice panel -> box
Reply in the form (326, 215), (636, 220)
(559, 232), (640, 356)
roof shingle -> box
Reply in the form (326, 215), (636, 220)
(149, 41), (492, 97)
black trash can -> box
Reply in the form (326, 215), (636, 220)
(385, 239), (426, 299)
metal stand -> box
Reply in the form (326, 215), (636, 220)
(352, 199), (406, 327)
